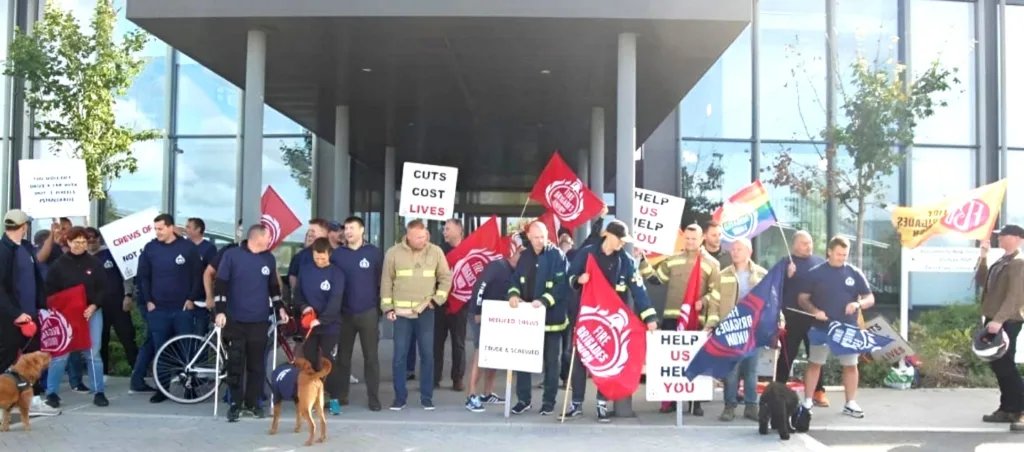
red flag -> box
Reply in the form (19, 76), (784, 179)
(678, 252), (703, 331)
(529, 152), (604, 230)
(261, 185), (302, 250)
(537, 211), (561, 243)
(39, 285), (91, 357)
(445, 216), (504, 314)
(575, 254), (646, 401)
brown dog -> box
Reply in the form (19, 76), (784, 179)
(268, 357), (332, 446)
(0, 352), (51, 432)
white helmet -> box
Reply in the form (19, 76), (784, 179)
(972, 328), (1010, 362)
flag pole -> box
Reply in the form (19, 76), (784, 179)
(214, 327), (221, 418)
(559, 346), (578, 424)
(776, 223), (794, 264)
(504, 370), (513, 420)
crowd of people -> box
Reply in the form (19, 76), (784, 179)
(2, 206), (1022, 430)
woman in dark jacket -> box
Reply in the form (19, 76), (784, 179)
(43, 226), (109, 408)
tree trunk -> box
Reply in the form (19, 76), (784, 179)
(856, 195), (866, 269)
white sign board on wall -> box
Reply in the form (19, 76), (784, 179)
(18, 159), (90, 218)
(398, 162), (458, 222)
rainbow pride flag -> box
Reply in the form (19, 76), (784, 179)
(711, 180), (778, 246)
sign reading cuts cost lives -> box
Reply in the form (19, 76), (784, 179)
(18, 158), (90, 218)
(478, 300), (546, 373)
(99, 208), (160, 279)
(633, 188), (686, 256)
(399, 162), (458, 222)
(646, 331), (714, 402)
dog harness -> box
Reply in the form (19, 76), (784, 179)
(2, 369), (31, 409)
(270, 364), (298, 401)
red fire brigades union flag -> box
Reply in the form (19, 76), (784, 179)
(445, 215), (504, 314)
(575, 255), (646, 401)
(261, 185), (302, 250)
(40, 285), (92, 358)
(529, 152), (605, 230)
(536, 211), (561, 243)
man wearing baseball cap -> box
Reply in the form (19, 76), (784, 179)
(978, 224), (1024, 431)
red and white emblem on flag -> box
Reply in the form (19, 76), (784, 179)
(260, 185), (302, 250)
(445, 216), (503, 314)
(529, 151), (605, 230)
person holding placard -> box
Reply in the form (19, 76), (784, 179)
(87, 228), (138, 377)
(507, 221), (569, 416)
(562, 219), (658, 422)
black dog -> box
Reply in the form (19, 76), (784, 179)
(758, 382), (806, 440)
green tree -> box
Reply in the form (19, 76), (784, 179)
(280, 131), (313, 200)
(767, 46), (958, 267)
(5, 1), (161, 200)
(680, 146), (725, 228)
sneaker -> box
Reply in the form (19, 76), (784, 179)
(465, 395), (485, 413)
(842, 401), (864, 419)
(596, 402), (611, 423)
(227, 405), (241, 422)
(349, 375), (359, 384)
(328, 399), (341, 415)
(719, 404), (736, 422)
(249, 406), (266, 419)
(389, 400), (406, 411)
(659, 401), (676, 413)
(482, 393), (505, 404)
(421, 399), (435, 411)
(129, 383), (156, 394)
(406, 373), (416, 381)
(510, 401), (531, 415)
(29, 396), (61, 417)
(453, 380), (465, 392)
(45, 393), (60, 409)
(690, 402), (704, 417)
(558, 402), (583, 421)
(1010, 414), (1024, 432)
(539, 403), (555, 416)
(813, 389), (830, 408)
(149, 392), (168, 404)
(368, 398), (382, 412)
(983, 410), (1018, 423)
(743, 404), (758, 422)
(93, 392), (109, 407)
(71, 383), (90, 394)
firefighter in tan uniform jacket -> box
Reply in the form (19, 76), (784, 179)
(638, 224), (720, 416)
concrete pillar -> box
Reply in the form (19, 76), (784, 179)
(614, 32), (637, 417)
(239, 29), (266, 228)
(576, 149), (590, 241)
(383, 146), (396, 247)
(334, 105), (351, 218)
(313, 136), (335, 219)
(589, 107), (605, 201)
(824, 0), (838, 242)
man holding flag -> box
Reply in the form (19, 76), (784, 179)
(561, 220), (657, 422)
(638, 223), (720, 416)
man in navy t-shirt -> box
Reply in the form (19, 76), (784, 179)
(774, 230), (829, 405)
(186, 218), (217, 335)
(797, 236), (874, 420)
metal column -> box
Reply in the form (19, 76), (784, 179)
(614, 32), (637, 418)
(334, 105), (351, 218)
(383, 145), (396, 247)
(750, 0), (763, 259)
(576, 149), (590, 241)
(824, 0), (839, 242)
(238, 29), (266, 228)
(590, 107), (606, 201)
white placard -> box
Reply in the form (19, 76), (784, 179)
(99, 208), (159, 279)
(863, 316), (916, 364)
(18, 159), (90, 218)
(645, 331), (715, 402)
(756, 347), (777, 377)
(398, 162), (458, 221)
(904, 246), (1004, 273)
(478, 300), (546, 373)
(632, 188), (686, 255)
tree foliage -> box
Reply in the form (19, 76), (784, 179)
(680, 148), (725, 228)
(5, 1), (161, 200)
(280, 131), (313, 200)
(767, 42), (959, 266)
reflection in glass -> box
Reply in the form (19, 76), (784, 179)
(1007, 6), (1024, 147)
(1006, 151), (1023, 226)
(758, 143), (828, 264)
(910, 0), (976, 145)
(679, 140), (752, 227)
(834, 0), (898, 131)
(759, 0), (827, 140)
(173, 138), (237, 239)
(680, 27), (752, 139)
(264, 136), (313, 247)
(175, 54), (239, 135)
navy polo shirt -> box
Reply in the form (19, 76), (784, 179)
(802, 262), (871, 325)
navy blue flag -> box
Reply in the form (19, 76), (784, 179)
(808, 321), (895, 356)
(684, 263), (785, 380)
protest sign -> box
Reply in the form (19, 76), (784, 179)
(18, 158), (90, 218)
(99, 208), (160, 279)
(645, 331), (714, 402)
(633, 188), (686, 255)
(399, 162), (458, 221)
(863, 316), (916, 364)
(478, 300), (545, 373)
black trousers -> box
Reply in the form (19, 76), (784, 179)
(986, 318), (1024, 414)
(336, 309), (381, 404)
(433, 304), (468, 385)
(224, 321), (269, 409)
(302, 332), (340, 398)
(775, 310), (826, 392)
(100, 304), (138, 374)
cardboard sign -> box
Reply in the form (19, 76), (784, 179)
(903, 246), (1004, 273)
(478, 300), (546, 373)
(863, 316), (915, 364)
(399, 162), (458, 221)
(645, 331), (715, 402)
(18, 158), (90, 218)
(99, 208), (160, 279)
(633, 188), (686, 255)
(756, 347), (777, 377)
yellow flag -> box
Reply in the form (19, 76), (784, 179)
(891, 179), (1008, 248)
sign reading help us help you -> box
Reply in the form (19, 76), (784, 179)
(18, 159), (90, 218)
(646, 331), (714, 402)
(478, 300), (546, 373)
(399, 162), (458, 222)
(99, 208), (160, 279)
(633, 188), (686, 256)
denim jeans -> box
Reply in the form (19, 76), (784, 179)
(47, 309), (105, 395)
(66, 352), (84, 387)
(407, 330), (417, 373)
(130, 305), (155, 389)
(392, 310), (435, 404)
(143, 308), (192, 389)
(724, 354), (759, 406)
(192, 308), (211, 337)
(516, 331), (562, 406)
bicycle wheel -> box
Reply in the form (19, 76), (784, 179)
(153, 334), (227, 404)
